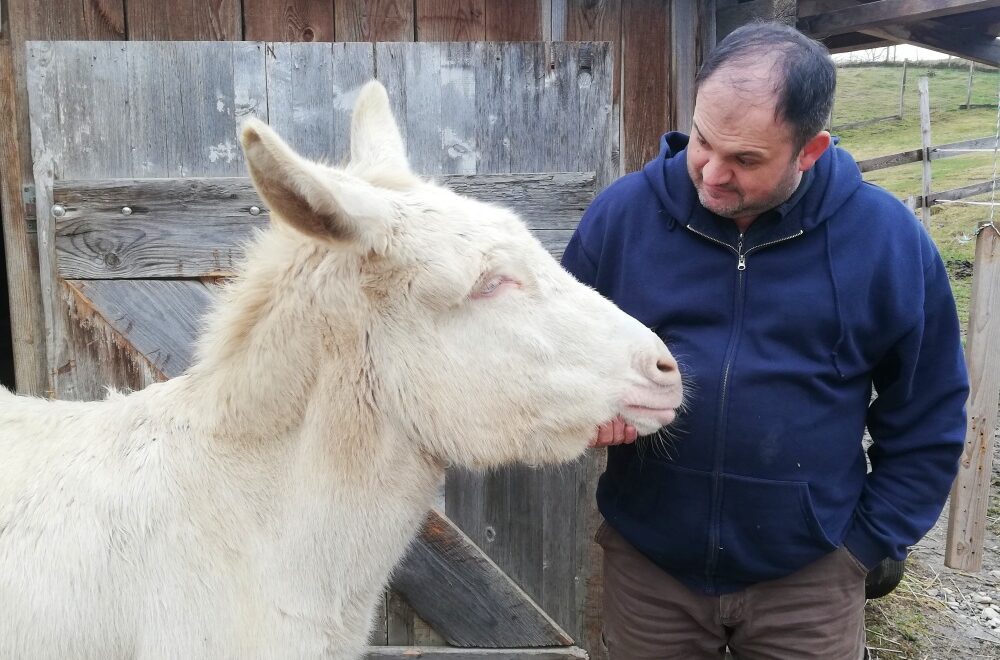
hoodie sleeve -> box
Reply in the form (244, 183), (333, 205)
(844, 238), (969, 569)
(560, 194), (608, 288)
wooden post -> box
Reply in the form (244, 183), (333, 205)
(898, 59), (907, 119)
(946, 225), (1000, 571)
(919, 76), (932, 229)
(966, 60), (975, 109)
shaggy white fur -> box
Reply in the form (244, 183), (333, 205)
(0, 81), (682, 659)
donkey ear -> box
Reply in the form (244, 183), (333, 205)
(349, 80), (413, 180)
(240, 118), (395, 254)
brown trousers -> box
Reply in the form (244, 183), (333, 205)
(597, 522), (867, 660)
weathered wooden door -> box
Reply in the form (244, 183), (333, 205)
(27, 40), (614, 658)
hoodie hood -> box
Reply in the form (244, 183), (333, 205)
(641, 132), (863, 233)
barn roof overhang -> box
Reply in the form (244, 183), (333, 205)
(797, 0), (1000, 67)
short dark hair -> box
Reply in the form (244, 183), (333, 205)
(695, 22), (836, 150)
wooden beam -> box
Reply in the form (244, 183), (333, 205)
(862, 22), (1000, 67)
(365, 648), (587, 659)
(925, 178), (1000, 206)
(390, 509), (574, 648)
(946, 226), (1000, 571)
(798, 0), (1000, 39)
(0, 4), (46, 393)
(51, 173), (595, 278)
(823, 31), (892, 53)
(856, 149), (923, 173)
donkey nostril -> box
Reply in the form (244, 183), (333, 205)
(657, 358), (677, 373)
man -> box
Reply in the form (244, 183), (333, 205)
(563, 22), (969, 659)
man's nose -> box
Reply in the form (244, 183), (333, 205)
(702, 158), (730, 186)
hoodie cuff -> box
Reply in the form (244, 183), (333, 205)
(843, 520), (889, 571)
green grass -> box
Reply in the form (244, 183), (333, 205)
(832, 63), (1000, 328)
(836, 63), (1000, 654)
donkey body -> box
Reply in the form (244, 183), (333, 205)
(0, 82), (682, 659)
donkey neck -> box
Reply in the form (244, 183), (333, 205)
(185, 231), (373, 445)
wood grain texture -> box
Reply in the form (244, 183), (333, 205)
(265, 42), (374, 164)
(243, 0), (335, 41)
(671, 0), (697, 134)
(124, 0), (241, 40)
(390, 510), (574, 648)
(66, 279), (214, 379)
(416, 0), (486, 40)
(621, 0), (670, 173)
(335, 0), (415, 41)
(52, 173), (593, 278)
(0, 19), (46, 393)
(946, 227), (1000, 571)
(485, 1), (544, 40)
(564, 0), (620, 103)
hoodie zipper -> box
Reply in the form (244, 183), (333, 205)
(684, 223), (805, 592)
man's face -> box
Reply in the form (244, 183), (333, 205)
(686, 69), (804, 222)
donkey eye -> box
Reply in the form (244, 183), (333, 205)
(471, 274), (518, 300)
(479, 275), (504, 295)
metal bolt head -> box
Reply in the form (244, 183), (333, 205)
(121, 206), (133, 216)
(249, 205), (261, 216)
(51, 204), (65, 218)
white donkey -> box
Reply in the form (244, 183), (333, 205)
(0, 81), (682, 659)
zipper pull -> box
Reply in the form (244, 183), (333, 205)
(737, 233), (746, 271)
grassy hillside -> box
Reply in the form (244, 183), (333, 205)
(832, 63), (1000, 328)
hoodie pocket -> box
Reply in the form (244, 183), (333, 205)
(716, 473), (837, 583)
(612, 459), (714, 575)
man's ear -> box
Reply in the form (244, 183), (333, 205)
(797, 131), (832, 172)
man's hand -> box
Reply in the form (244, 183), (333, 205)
(590, 415), (638, 448)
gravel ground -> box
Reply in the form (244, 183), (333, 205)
(868, 429), (1000, 660)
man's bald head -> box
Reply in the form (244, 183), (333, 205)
(696, 22), (836, 151)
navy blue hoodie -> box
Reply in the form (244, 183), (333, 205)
(562, 133), (969, 595)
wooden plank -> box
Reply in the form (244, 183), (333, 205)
(335, 0), (415, 41)
(672, 0), (698, 134)
(0, 10), (46, 393)
(124, 0), (241, 40)
(919, 76), (932, 228)
(621, 0), (670, 173)
(565, 0), (621, 103)
(485, 1), (543, 40)
(925, 178), (1000, 206)
(58, 280), (159, 399)
(856, 148), (923, 173)
(51, 173), (594, 278)
(390, 510), (574, 648)
(266, 42), (374, 164)
(243, 0), (335, 41)
(932, 135), (1000, 160)
(946, 226), (1000, 571)
(365, 648), (587, 659)
(415, 0), (486, 40)
(26, 40), (131, 399)
(799, 0), (1000, 39)
(696, 0), (717, 67)
(66, 279), (214, 380)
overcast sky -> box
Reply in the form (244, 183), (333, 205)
(832, 44), (968, 63)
